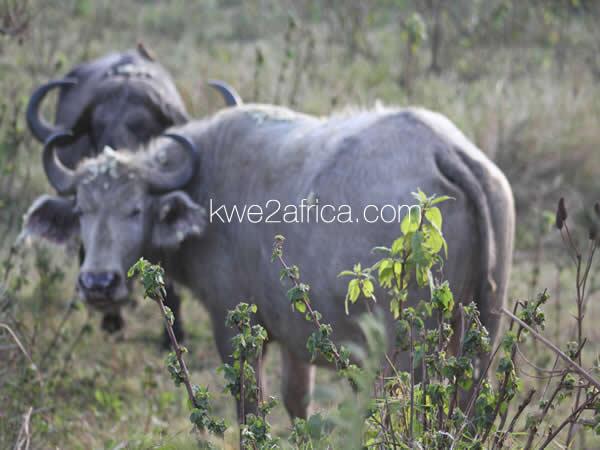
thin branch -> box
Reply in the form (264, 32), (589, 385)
(494, 389), (535, 449)
(157, 295), (197, 408)
(0, 323), (41, 385)
(515, 344), (565, 376)
(538, 391), (600, 449)
(500, 307), (600, 390)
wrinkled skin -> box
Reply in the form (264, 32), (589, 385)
(24, 104), (515, 420)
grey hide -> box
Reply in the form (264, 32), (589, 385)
(23, 104), (515, 420)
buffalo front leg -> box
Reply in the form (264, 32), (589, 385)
(101, 312), (124, 333)
(281, 347), (315, 419)
(161, 280), (184, 348)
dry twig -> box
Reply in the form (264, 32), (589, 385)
(13, 406), (33, 450)
(500, 307), (600, 390)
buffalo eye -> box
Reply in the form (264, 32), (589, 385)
(128, 206), (142, 218)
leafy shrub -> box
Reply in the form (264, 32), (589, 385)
(128, 192), (600, 448)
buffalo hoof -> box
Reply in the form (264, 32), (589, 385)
(101, 312), (124, 334)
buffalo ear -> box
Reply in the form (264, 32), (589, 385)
(22, 195), (80, 244)
(152, 191), (206, 249)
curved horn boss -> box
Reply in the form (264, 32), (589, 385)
(26, 79), (78, 142)
(147, 133), (198, 193)
(42, 132), (78, 195)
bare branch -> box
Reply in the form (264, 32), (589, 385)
(13, 406), (33, 450)
(500, 307), (600, 390)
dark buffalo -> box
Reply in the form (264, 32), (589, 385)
(26, 45), (241, 340)
(24, 104), (514, 419)
(27, 45), (241, 167)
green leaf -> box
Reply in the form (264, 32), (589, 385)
(425, 224), (445, 254)
(391, 237), (404, 255)
(287, 286), (307, 303)
(393, 261), (403, 276)
(458, 378), (473, 391)
(412, 189), (428, 203)
(294, 299), (307, 313)
(433, 282), (454, 314)
(390, 298), (401, 319)
(345, 279), (361, 314)
(411, 231), (427, 265)
(400, 209), (420, 234)
(416, 265), (430, 286)
(362, 279), (375, 300)
(430, 195), (454, 206)
(371, 246), (391, 255)
(164, 306), (175, 326)
(378, 259), (394, 286)
(338, 270), (355, 278)
(425, 206), (442, 229)
(349, 279), (360, 303)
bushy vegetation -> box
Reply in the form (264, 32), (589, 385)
(128, 193), (600, 449)
(2, 0), (600, 448)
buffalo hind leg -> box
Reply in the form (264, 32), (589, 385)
(162, 280), (184, 348)
(281, 347), (314, 419)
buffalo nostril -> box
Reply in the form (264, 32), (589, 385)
(78, 271), (120, 291)
(101, 272), (119, 289)
(79, 272), (96, 290)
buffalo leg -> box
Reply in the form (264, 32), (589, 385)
(101, 312), (124, 333)
(162, 280), (185, 348)
(281, 347), (314, 419)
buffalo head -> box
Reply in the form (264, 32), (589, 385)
(23, 132), (206, 310)
(26, 49), (189, 163)
(26, 48), (241, 168)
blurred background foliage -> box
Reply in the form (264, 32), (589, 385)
(2, 0), (600, 448)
